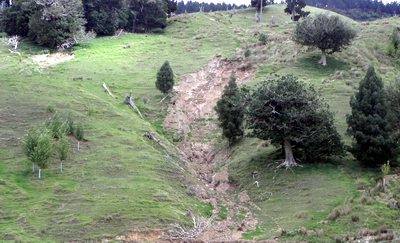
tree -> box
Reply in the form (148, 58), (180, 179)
(251, 0), (267, 9)
(22, 125), (40, 173)
(1, 0), (37, 37)
(388, 28), (400, 55)
(126, 0), (167, 33)
(74, 122), (84, 151)
(284, 0), (309, 21)
(386, 78), (400, 146)
(214, 71), (245, 146)
(292, 13), (357, 66)
(346, 66), (396, 167)
(155, 60), (174, 97)
(28, 0), (86, 47)
(57, 135), (69, 173)
(246, 75), (343, 168)
(33, 133), (53, 178)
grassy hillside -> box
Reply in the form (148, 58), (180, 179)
(1, 4), (400, 242)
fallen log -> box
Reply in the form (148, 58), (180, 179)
(123, 90), (143, 119)
(102, 82), (114, 97)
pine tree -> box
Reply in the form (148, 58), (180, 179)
(155, 60), (174, 95)
(214, 71), (244, 146)
(347, 66), (395, 167)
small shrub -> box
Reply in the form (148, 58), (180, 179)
(386, 43), (395, 57)
(328, 208), (341, 221)
(351, 214), (360, 222)
(87, 108), (95, 117)
(258, 32), (268, 45)
(46, 105), (56, 113)
(244, 48), (251, 58)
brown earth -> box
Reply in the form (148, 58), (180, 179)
(160, 57), (278, 242)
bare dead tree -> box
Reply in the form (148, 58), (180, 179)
(123, 90), (143, 119)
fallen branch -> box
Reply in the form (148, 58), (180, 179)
(165, 215), (215, 240)
(102, 82), (114, 97)
(159, 91), (171, 103)
(123, 90), (143, 119)
(8, 49), (20, 56)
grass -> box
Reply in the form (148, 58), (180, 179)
(1, 4), (400, 242)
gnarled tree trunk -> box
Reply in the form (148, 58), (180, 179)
(278, 138), (300, 168)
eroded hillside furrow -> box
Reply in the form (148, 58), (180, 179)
(162, 57), (267, 241)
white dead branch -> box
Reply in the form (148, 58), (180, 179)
(8, 35), (19, 49)
(166, 215), (215, 240)
(253, 181), (259, 187)
(123, 90), (143, 119)
(102, 82), (114, 97)
(159, 90), (171, 103)
(8, 49), (20, 56)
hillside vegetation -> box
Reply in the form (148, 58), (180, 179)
(1, 4), (400, 242)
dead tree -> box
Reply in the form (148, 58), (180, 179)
(124, 90), (143, 119)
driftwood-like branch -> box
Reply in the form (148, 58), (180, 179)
(166, 215), (215, 240)
(159, 90), (171, 103)
(102, 82), (114, 97)
(8, 49), (20, 56)
(124, 90), (143, 119)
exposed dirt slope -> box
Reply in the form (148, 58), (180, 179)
(162, 57), (269, 241)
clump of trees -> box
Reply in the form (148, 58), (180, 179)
(215, 74), (344, 167)
(284, 0), (309, 21)
(22, 112), (84, 178)
(347, 66), (397, 167)
(292, 13), (357, 66)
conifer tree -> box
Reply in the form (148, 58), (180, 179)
(155, 60), (174, 95)
(347, 66), (395, 167)
(214, 71), (244, 146)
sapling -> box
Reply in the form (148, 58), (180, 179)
(32, 133), (53, 179)
(381, 161), (390, 187)
(22, 126), (40, 172)
(74, 122), (84, 151)
(57, 135), (69, 172)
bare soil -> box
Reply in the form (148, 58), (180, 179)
(31, 52), (74, 67)
(161, 57), (276, 242)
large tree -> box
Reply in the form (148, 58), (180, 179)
(127, 0), (167, 33)
(247, 75), (343, 168)
(214, 71), (245, 146)
(155, 60), (174, 96)
(292, 13), (357, 66)
(28, 0), (86, 47)
(346, 66), (396, 167)
(284, 0), (309, 21)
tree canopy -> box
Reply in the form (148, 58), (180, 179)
(156, 60), (174, 95)
(284, 0), (309, 21)
(292, 13), (357, 66)
(214, 71), (245, 146)
(346, 66), (396, 167)
(246, 75), (343, 167)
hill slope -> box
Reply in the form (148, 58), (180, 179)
(1, 4), (400, 242)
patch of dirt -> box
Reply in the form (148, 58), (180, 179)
(31, 52), (74, 67)
(161, 57), (277, 242)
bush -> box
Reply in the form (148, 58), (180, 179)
(258, 32), (268, 45)
(386, 43), (395, 57)
(46, 105), (56, 113)
(244, 48), (251, 58)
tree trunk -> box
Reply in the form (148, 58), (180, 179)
(278, 138), (300, 168)
(77, 141), (80, 151)
(318, 49), (327, 66)
(32, 162), (35, 172)
(38, 168), (41, 179)
(291, 7), (295, 22)
(60, 160), (63, 173)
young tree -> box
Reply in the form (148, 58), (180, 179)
(388, 28), (400, 56)
(22, 126), (40, 172)
(346, 66), (396, 167)
(155, 60), (174, 99)
(292, 13), (357, 66)
(247, 75), (343, 168)
(74, 122), (84, 151)
(57, 135), (69, 173)
(33, 133), (53, 178)
(284, 0), (309, 21)
(214, 71), (245, 146)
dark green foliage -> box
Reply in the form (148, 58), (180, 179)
(155, 60), (174, 95)
(164, 0), (177, 15)
(33, 133), (53, 170)
(22, 126), (41, 161)
(284, 0), (309, 21)
(82, 0), (129, 36)
(66, 114), (75, 135)
(246, 75), (343, 164)
(44, 112), (66, 139)
(292, 13), (357, 65)
(127, 0), (167, 32)
(346, 66), (396, 167)
(75, 122), (85, 141)
(28, 0), (86, 47)
(250, 0), (267, 9)
(386, 79), (400, 146)
(1, 0), (37, 37)
(258, 32), (268, 45)
(244, 48), (251, 58)
(214, 71), (244, 145)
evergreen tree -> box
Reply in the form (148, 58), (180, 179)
(155, 60), (174, 95)
(284, 0), (309, 21)
(346, 66), (395, 167)
(247, 75), (343, 168)
(214, 71), (244, 146)
(57, 135), (69, 173)
(292, 13), (357, 66)
(74, 122), (84, 151)
(32, 132), (53, 179)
